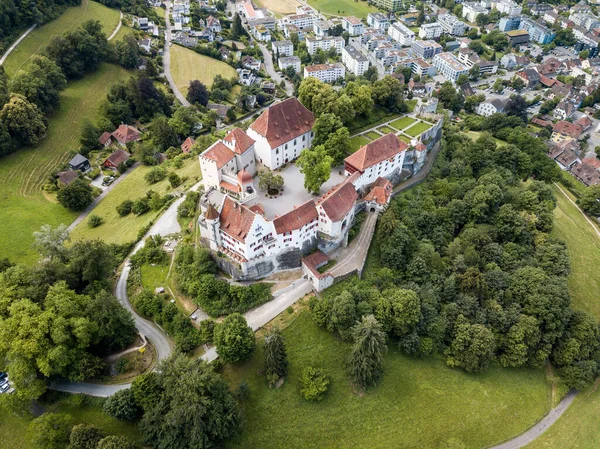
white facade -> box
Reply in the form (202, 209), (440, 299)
(388, 22), (416, 46)
(419, 22), (443, 39)
(305, 35), (345, 54)
(342, 16), (365, 36)
(342, 46), (370, 76)
(476, 100), (504, 116)
(463, 2), (488, 23)
(278, 56), (301, 73)
(304, 63), (346, 83)
(272, 40), (294, 57)
(367, 12), (390, 30)
(439, 13), (466, 35)
(495, 0), (522, 17)
(247, 128), (312, 169)
(284, 13), (316, 30)
(433, 52), (469, 83)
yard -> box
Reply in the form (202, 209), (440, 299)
(2, 0), (121, 77)
(390, 116), (417, 131)
(364, 131), (382, 141)
(0, 63), (129, 265)
(404, 121), (433, 137)
(140, 263), (170, 292)
(170, 45), (238, 93)
(349, 135), (370, 152)
(307, 0), (379, 17)
(69, 158), (200, 244)
(0, 395), (141, 449)
(223, 311), (551, 449)
(377, 126), (396, 134)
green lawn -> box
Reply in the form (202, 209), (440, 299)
(398, 134), (411, 143)
(466, 130), (507, 146)
(349, 135), (370, 152)
(307, 0), (379, 17)
(2, 0), (121, 77)
(364, 131), (381, 141)
(390, 116), (416, 131)
(0, 396), (141, 449)
(70, 158), (200, 244)
(405, 121), (433, 137)
(170, 45), (238, 93)
(140, 263), (170, 291)
(0, 63), (129, 265)
(377, 126), (395, 134)
(223, 311), (551, 449)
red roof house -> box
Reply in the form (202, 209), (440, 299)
(103, 149), (130, 169)
(181, 137), (195, 153)
(111, 124), (141, 146)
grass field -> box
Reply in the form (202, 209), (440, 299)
(390, 116), (416, 131)
(170, 45), (238, 93)
(377, 126), (395, 134)
(307, 0), (379, 17)
(349, 135), (370, 152)
(405, 121), (433, 137)
(255, 0), (299, 15)
(140, 263), (170, 291)
(223, 310), (550, 449)
(69, 158), (200, 244)
(2, 0), (121, 77)
(398, 134), (411, 143)
(0, 63), (129, 264)
(0, 396), (141, 449)
(364, 131), (381, 141)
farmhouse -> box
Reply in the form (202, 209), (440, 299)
(103, 149), (130, 170)
(111, 124), (141, 146)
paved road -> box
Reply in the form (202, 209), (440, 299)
(0, 24), (36, 65)
(257, 43), (294, 97)
(488, 391), (577, 449)
(162, 2), (191, 107)
(329, 211), (378, 278)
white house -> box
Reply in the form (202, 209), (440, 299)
(342, 16), (365, 36)
(342, 45), (370, 76)
(476, 99), (506, 116)
(278, 55), (301, 73)
(246, 98), (315, 170)
(388, 22), (416, 46)
(419, 22), (443, 39)
(206, 15), (221, 32)
(304, 63), (346, 83)
(272, 40), (294, 57)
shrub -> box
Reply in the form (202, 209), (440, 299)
(57, 178), (94, 211)
(116, 199), (133, 216)
(68, 424), (105, 449)
(300, 366), (329, 401)
(199, 319), (216, 344)
(168, 171), (182, 188)
(87, 214), (103, 228)
(144, 166), (167, 184)
(103, 388), (140, 421)
(132, 197), (150, 215)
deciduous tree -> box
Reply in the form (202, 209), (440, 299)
(296, 145), (333, 194)
(214, 313), (255, 363)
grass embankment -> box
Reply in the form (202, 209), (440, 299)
(0, 395), (141, 449)
(170, 45), (238, 93)
(0, 63), (129, 264)
(524, 184), (600, 448)
(2, 0), (121, 77)
(223, 311), (550, 449)
(307, 0), (379, 17)
(70, 158), (200, 244)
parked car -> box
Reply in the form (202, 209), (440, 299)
(0, 383), (10, 393)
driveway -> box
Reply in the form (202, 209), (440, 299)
(162, 1), (191, 107)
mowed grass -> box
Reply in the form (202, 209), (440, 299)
(307, 0), (379, 17)
(377, 125), (396, 134)
(349, 135), (370, 152)
(364, 131), (381, 141)
(398, 134), (411, 143)
(405, 121), (433, 137)
(170, 45), (238, 93)
(0, 396), (141, 449)
(255, 0), (299, 15)
(69, 158), (200, 244)
(140, 263), (170, 291)
(390, 116), (416, 131)
(550, 184), (600, 317)
(223, 311), (551, 449)
(525, 184), (600, 448)
(2, 0), (121, 77)
(0, 63), (129, 264)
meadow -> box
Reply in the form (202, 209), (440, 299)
(307, 0), (379, 17)
(170, 45), (238, 93)
(255, 0), (299, 15)
(405, 120), (433, 137)
(2, 0), (121, 77)
(223, 310), (550, 449)
(0, 63), (129, 264)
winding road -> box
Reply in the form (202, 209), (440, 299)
(0, 25), (36, 65)
(162, 2), (191, 107)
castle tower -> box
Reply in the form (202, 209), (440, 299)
(204, 203), (221, 250)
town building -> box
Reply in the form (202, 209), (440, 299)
(367, 12), (390, 30)
(433, 52), (469, 83)
(313, 20), (332, 37)
(457, 48), (498, 74)
(495, 0), (523, 16)
(246, 98), (314, 170)
(411, 58), (437, 77)
(111, 124), (140, 146)
(272, 40), (293, 57)
(68, 154), (91, 172)
(411, 39), (443, 59)
(554, 100), (576, 120)
(476, 99), (506, 116)
(462, 2), (488, 23)
(278, 55), (301, 73)
(342, 16), (365, 36)
(305, 35), (345, 54)
(304, 63), (346, 83)
(551, 120), (584, 142)
(499, 15), (521, 32)
(439, 13), (466, 35)
(505, 29), (530, 45)
(419, 22), (443, 39)
(519, 16), (556, 44)
(370, 0), (402, 11)
(283, 13), (316, 30)
(342, 45), (370, 76)
(388, 21), (416, 46)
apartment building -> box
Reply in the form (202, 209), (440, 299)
(369, 0), (402, 11)
(495, 0), (522, 17)
(304, 63), (346, 83)
(367, 12), (390, 30)
(419, 22), (443, 39)
(284, 13), (315, 30)
(305, 35), (345, 54)
(439, 13), (467, 35)
(462, 2), (488, 23)
(411, 58), (437, 77)
(410, 39), (443, 59)
(272, 40), (294, 57)
(342, 45), (370, 76)
(519, 17), (556, 44)
(278, 56), (301, 73)
(342, 16), (365, 36)
(388, 21), (416, 46)
(433, 52), (469, 83)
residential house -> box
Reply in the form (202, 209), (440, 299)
(242, 55), (261, 71)
(516, 68), (541, 87)
(103, 149), (130, 170)
(342, 16), (365, 36)
(98, 132), (112, 147)
(68, 154), (91, 172)
(206, 15), (221, 33)
(476, 99), (506, 116)
(303, 63), (346, 83)
(554, 100), (576, 120)
(552, 120), (584, 142)
(111, 124), (141, 146)
(181, 137), (195, 154)
(138, 38), (152, 52)
(57, 170), (79, 187)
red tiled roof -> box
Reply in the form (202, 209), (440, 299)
(237, 169), (253, 184)
(205, 203), (219, 220)
(249, 204), (265, 215)
(202, 142), (235, 168)
(103, 149), (130, 168)
(316, 178), (358, 222)
(273, 200), (318, 234)
(344, 134), (407, 171)
(575, 116), (593, 130)
(219, 196), (256, 243)
(224, 128), (255, 154)
(303, 250), (330, 279)
(572, 161), (600, 186)
(364, 177), (393, 205)
(582, 157), (600, 169)
(249, 98), (314, 148)
(181, 137), (195, 153)
(531, 117), (552, 128)
(111, 124), (140, 145)
(98, 131), (112, 145)
(220, 180), (240, 192)
(553, 120), (584, 139)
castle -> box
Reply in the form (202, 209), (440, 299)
(198, 97), (442, 280)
